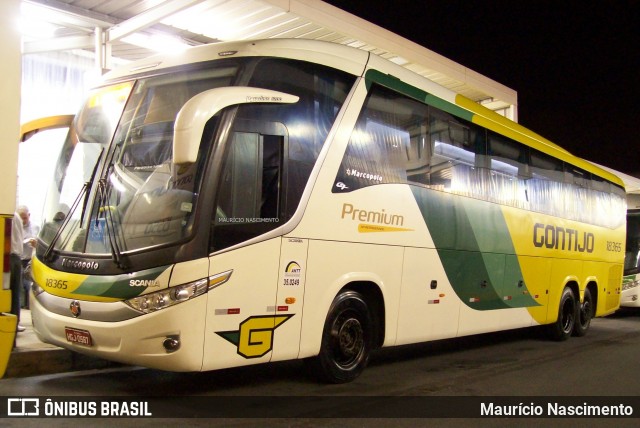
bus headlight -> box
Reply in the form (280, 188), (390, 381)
(125, 278), (208, 313)
(124, 270), (232, 314)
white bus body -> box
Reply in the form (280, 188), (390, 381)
(30, 39), (626, 382)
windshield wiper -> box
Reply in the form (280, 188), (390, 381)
(97, 171), (127, 269)
(80, 147), (104, 224)
(43, 148), (105, 262)
(42, 181), (87, 262)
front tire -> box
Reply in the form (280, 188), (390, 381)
(307, 290), (373, 383)
(545, 287), (577, 341)
(573, 288), (593, 337)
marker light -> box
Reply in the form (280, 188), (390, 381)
(206, 269), (233, 290)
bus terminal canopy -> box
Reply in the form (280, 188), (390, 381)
(22, 0), (518, 120)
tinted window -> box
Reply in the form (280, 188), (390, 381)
(333, 80), (625, 228)
(625, 213), (640, 275)
(334, 84), (429, 192)
(247, 59), (355, 213)
(210, 59), (356, 251)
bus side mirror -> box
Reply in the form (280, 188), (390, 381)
(172, 87), (299, 165)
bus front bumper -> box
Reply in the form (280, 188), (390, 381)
(30, 291), (208, 372)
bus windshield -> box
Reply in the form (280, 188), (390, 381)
(39, 56), (356, 259)
(625, 212), (640, 275)
(40, 61), (242, 255)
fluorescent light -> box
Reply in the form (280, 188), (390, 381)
(18, 19), (56, 38)
(19, 2), (58, 39)
(122, 33), (189, 54)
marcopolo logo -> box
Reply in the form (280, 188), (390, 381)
(61, 258), (99, 271)
(246, 95), (283, 103)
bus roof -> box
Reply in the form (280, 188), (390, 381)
(103, 39), (370, 81)
(454, 95), (625, 188)
(103, 38), (624, 190)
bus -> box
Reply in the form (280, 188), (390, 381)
(0, 199), (17, 378)
(0, 0), (21, 374)
(622, 189), (640, 307)
(623, 208), (640, 307)
(29, 39), (626, 383)
(594, 167), (640, 309)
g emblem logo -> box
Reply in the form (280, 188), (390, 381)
(216, 315), (293, 358)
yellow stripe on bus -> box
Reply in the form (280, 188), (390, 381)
(31, 257), (121, 302)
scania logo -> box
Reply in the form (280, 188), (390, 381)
(70, 300), (81, 318)
(61, 258), (99, 271)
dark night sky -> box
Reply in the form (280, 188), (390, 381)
(324, 1), (639, 176)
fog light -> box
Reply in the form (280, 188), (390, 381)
(163, 337), (180, 353)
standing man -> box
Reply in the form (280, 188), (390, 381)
(17, 205), (38, 310)
(9, 210), (25, 332)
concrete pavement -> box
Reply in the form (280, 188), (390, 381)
(5, 309), (121, 378)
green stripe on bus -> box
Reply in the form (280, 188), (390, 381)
(74, 265), (171, 299)
(411, 187), (539, 310)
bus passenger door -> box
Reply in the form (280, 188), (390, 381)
(203, 239), (282, 371)
(202, 120), (290, 371)
(270, 237), (308, 362)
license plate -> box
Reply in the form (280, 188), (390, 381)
(65, 327), (93, 347)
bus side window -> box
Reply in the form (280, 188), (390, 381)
(486, 132), (529, 207)
(625, 214), (640, 275)
(528, 149), (564, 217)
(333, 83), (429, 191)
(487, 132), (529, 178)
(429, 110), (486, 190)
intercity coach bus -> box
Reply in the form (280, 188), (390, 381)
(593, 167), (640, 308)
(0, 182), (17, 378)
(30, 39), (626, 382)
(622, 191), (640, 307)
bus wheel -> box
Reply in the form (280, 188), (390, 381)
(545, 287), (577, 341)
(573, 288), (593, 337)
(308, 290), (372, 383)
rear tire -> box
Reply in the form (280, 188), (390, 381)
(306, 290), (373, 383)
(573, 288), (593, 337)
(545, 287), (577, 341)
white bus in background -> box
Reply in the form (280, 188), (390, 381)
(623, 206), (640, 307)
(28, 39), (626, 383)
(595, 166), (640, 308)
(620, 174), (640, 307)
